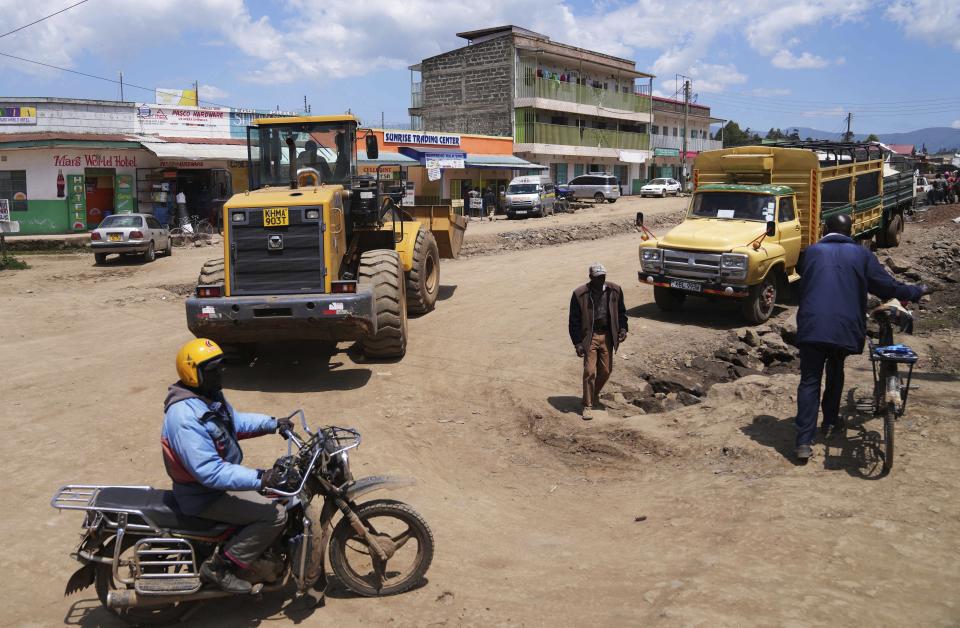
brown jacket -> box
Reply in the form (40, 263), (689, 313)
(569, 282), (627, 352)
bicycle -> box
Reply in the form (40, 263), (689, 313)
(867, 299), (919, 474)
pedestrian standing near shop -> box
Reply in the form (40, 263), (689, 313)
(483, 186), (496, 221)
(793, 213), (928, 462)
(176, 189), (189, 230)
(568, 263), (628, 420)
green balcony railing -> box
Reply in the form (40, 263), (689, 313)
(516, 76), (651, 113)
(515, 121), (650, 150)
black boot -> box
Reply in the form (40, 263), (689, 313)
(200, 552), (253, 594)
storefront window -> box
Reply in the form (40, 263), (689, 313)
(0, 170), (28, 211)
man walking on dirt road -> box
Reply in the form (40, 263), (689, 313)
(794, 214), (927, 461)
(569, 263), (628, 420)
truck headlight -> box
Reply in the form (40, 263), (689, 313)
(641, 248), (663, 271)
(721, 253), (748, 279)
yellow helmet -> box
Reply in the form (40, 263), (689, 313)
(176, 338), (224, 387)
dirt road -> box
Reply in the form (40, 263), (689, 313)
(2, 207), (959, 627)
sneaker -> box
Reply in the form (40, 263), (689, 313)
(795, 444), (813, 461)
(200, 552), (253, 594)
(581, 406), (594, 421)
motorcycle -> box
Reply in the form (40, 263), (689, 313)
(51, 411), (434, 625)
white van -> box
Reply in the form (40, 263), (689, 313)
(505, 175), (556, 219)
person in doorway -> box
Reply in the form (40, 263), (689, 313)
(793, 214), (928, 461)
(568, 263), (628, 420)
(175, 189), (189, 229)
(162, 338), (293, 593)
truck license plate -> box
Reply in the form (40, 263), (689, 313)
(515, 210), (527, 215)
(263, 208), (289, 227)
(670, 279), (703, 293)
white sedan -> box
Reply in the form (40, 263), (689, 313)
(640, 178), (682, 197)
(90, 213), (172, 264)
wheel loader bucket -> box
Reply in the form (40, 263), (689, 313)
(404, 205), (468, 259)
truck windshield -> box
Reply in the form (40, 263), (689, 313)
(508, 184), (538, 194)
(690, 192), (776, 222)
(249, 121), (356, 189)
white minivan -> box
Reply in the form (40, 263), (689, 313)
(505, 175), (556, 219)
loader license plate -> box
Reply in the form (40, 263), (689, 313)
(670, 279), (702, 293)
(263, 208), (289, 227)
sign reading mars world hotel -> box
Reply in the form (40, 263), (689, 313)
(383, 132), (461, 147)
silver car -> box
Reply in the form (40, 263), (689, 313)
(566, 173), (622, 203)
(90, 213), (172, 264)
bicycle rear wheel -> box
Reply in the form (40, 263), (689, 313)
(882, 401), (896, 473)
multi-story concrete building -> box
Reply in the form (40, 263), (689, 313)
(649, 96), (724, 182)
(408, 25), (654, 194)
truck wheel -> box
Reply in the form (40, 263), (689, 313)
(360, 250), (407, 359)
(406, 229), (440, 315)
(197, 257), (225, 288)
(653, 286), (686, 312)
(742, 273), (778, 324)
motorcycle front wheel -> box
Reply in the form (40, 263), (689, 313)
(95, 537), (193, 626)
(329, 499), (434, 596)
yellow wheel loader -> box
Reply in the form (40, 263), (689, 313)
(186, 115), (466, 359)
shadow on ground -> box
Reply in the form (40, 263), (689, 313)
(226, 342), (371, 394)
(547, 395), (583, 414)
(627, 301), (789, 331)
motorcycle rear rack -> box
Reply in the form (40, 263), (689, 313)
(51, 485), (161, 532)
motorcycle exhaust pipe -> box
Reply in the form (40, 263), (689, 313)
(108, 582), (280, 609)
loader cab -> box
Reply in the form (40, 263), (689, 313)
(247, 116), (361, 190)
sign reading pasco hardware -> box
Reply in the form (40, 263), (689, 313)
(384, 132), (460, 147)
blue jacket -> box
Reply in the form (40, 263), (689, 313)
(797, 233), (923, 354)
(161, 384), (277, 514)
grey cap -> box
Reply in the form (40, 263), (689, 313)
(589, 262), (607, 277)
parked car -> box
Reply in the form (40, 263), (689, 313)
(916, 176), (932, 205)
(566, 173), (621, 203)
(505, 175), (557, 218)
(90, 213), (171, 264)
(640, 178), (682, 197)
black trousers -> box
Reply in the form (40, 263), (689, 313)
(795, 343), (848, 447)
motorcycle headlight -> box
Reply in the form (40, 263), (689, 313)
(721, 253), (748, 279)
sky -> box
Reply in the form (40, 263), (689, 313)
(0, 0), (958, 135)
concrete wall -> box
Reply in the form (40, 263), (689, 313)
(0, 100), (135, 135)
(418, 36), (514, 137)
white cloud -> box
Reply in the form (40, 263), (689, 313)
(750, 87), (792, 97)
(198, 84), (230, 101)
(953, 120), (960, 129)
(771, 50), (830, 69)
(886, 0), (960, 51)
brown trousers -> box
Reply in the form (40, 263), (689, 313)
(582, 332), (613, 408)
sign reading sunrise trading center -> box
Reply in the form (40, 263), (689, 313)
(384, 131), (461, 147)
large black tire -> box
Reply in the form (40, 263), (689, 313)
(360, 250), (408, 359)
(95, 537), (192, 626)
(197, 257), (225, 288)
(879, 213), (903, 248)
(653, 286), (686, 312)
(882, 401), (896, 473)
(329, 499), (434, 597)
(741, 273), (778, 324)
(406, 229), (440, 315)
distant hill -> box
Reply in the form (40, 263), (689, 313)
(787, 126), (960, 154)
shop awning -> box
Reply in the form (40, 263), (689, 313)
(465, 154), (545, 170)
(398, 147), (468, 163)
(358, 150), (418, 165)
(140, 141), (249, 161)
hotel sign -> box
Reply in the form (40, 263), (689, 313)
(384, 131), (461, 147)
(0, 106), (37, 125)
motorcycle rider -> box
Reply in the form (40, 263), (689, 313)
(162, 338), (293, 594)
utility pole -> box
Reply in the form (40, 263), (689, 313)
(194, 81), (200, 107)
(118, 71), (124, 101)
(843, 112), (853, 142)
(681, 79), (691, 191)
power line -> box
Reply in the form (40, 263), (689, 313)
(0, 0), (91, 40)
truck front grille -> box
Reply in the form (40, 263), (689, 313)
(230, 208), (325, 295)
(662, 250), (722, 280)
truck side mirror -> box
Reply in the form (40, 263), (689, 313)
(365, 134), (379, 160)
(635, 211), (644, 227)
(766, 220), (776, 237)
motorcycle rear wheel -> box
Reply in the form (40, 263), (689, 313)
(329, 499), (434, 597)
(95, 537), (193, 626)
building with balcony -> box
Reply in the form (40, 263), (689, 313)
(408, 25), (654, 194)
(649, 96), (724, 181)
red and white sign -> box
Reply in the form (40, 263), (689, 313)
(53, 154), (137, 168)
(136, 103), (231, 138)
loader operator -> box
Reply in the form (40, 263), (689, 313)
(162, 338), (294, 594)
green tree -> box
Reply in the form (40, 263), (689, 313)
(765, 128), (785, 141)
(719, 121), (762, 147)
(865, 133), (880, 142)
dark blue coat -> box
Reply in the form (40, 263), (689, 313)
(797, 233), (923, 354)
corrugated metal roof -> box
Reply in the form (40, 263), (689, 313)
(140, 141), (248, 161)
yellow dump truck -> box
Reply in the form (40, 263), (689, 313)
(185, 115), (467, 359)
(637, 142), (914, 323)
